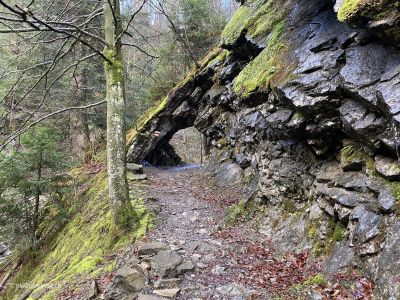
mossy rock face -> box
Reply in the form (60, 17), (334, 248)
(336, 0), (400, 23)
(221, 0), (290, 46)
(339, 144), (376, 175)
(306, 215), (348, 258)
(126, 48), (224, 163)
(220, 0), (296, 98)
(233, 21), (289, 97)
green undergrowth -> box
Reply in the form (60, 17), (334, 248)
(292, 273), (326, 294)
(307, 218), (347, 257)
(225, 200), (258, 225)
(2, 166), (152, 300)
(337, 0), (399, 23)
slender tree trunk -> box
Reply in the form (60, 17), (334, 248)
(104, 0), (131, 228)
(75, 45), (92, 161)
(32, 151), (42, 243)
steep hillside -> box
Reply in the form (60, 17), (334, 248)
(126, 0), (400, 298)
(0, 160), (152, 300)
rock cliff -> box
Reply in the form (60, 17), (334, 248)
(127, 0), (400, 297)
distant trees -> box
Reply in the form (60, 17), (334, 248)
(0, 125), (65, 247)
(125, 0), (228, 112)
(0, 0), (236, 232)
(0, 0), (149, 229)
(0, 1), (106, 157)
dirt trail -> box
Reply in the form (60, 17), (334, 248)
(138, 166), (321, 300)
(143, 165), (245, 299)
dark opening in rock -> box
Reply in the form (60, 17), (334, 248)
(144, 127), (208, 166)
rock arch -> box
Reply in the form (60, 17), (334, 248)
(126, 1), (400, 297)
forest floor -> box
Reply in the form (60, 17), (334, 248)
(126, 165), (372, 300)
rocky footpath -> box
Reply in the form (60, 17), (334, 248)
(104, 240), (192, 300)
(126, 0), (400, 298)
(99, 167), (376, 299)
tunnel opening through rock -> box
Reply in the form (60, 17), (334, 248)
(144, 127), (208, 167)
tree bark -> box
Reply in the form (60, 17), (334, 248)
(74, 45), (92, 161)
(104, 0), (131, 228)
(32, 151), (42, 243)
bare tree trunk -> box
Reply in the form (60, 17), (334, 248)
(70, 103), (92, 161)
(104, 0), (131, 229)
(32, 151), (42, 243)
(74, 45), (92, 161)
(79, 110), (92, 161)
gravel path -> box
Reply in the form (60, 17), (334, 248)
(139, 166), (321, 300)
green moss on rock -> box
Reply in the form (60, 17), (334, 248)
(221, 5), (252, 44)
(332, 221), (347, 242)
(307, 218), (347, 257)
(233, 21), (287, 97)
(304, 273), (326, 286)
(207, 50), (231, 68)
(339, 144), (376, 175)
(337, 0), (399, 23)
(337, 0), (366, 22)
(225, 200), (256, 225)
(221, 0), (288, 45)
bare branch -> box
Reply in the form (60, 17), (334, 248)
(121, 42), (158, 58)
(0, 100), (106, 152)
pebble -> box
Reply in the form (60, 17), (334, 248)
(211, 265), (226, 275)
(196, 262), (208, 269)
(153, 288), (181, 298)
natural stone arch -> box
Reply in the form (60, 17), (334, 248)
(126, 56), (218, 164)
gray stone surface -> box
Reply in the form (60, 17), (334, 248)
(126, 163), (144, 174)
(115, 264), (148, 291)
(138, 242), (169, 256)
(176, 261), (195, 275)
(150, 250), (183, 279)
(153, 288), (180, 298)
(378, 188), (395, 212)
(0, 244), (7, 256)
(128, 173), (148, 181)
(375, 155), (400, 180)
(324, 242), (355, 273)
(153, 278), (181, 289)
(213, 163), (243, 186)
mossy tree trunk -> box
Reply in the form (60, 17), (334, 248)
(104, 0), (132, 229)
